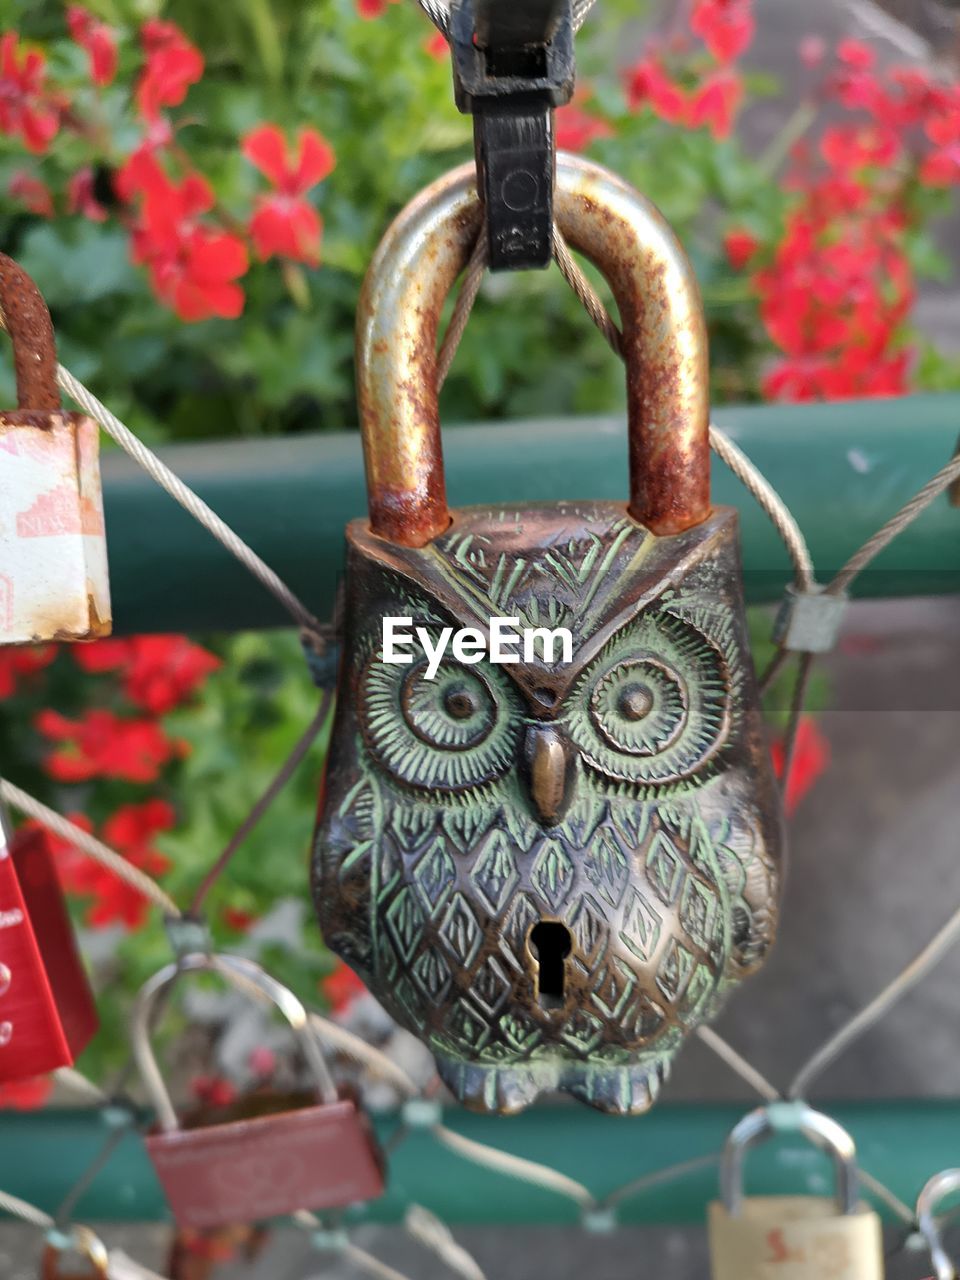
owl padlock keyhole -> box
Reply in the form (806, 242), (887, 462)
(529, 922), (573, 1011)
(314, 153), (785, 1116)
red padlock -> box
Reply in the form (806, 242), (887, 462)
(134, 952), (384, 1230)
(0, 798), (98, 1080)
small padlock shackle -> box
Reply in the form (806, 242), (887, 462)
(720, 1102), (860, 1218)
(42, 1225), (110, 1277)
(0, 253), (61, 411)
(131, 952), (337, 1133)
(917, 1168), (960, 1280)
(357, 152), (710, 548)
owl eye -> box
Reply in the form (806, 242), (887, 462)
(566, 613), (730, 785)
(589, 659), (687, 756)
(361, 648), (519, 792)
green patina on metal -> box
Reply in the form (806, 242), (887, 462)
(313, 502), (785, 1116)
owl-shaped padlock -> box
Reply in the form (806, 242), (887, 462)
(0, 254), (110, 644)
(313, 153), (785, 1115)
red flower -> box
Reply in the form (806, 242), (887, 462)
(771, 716), (829, 815)
(556, 101), (613, 152)
(36, 707), (184, 783)
(74, 634), (220, 713)
(0, 645), (56, 699)
(724, 228), (759, 271)
(67, 6), (118, 88)
(116, 116), (175, 201)
(688, 70), (743, 138)
(357, 0), (400, 17)
(191, 1075), (237, 1108)
(135, 19), (203, 122)
(836, 38), (874, 70)
(321, 961), (367, 1015)
(67, 168), (108, 221)
(128, 156), (248, 321)
(820, 124), (900, 173)
(222, 907), (257, 934)
(624, 57), (688, 123)
(0, 1075), (52, 1110)
(14, 807), (173, 931)
(0, 32), (59, 153)
(691, 0), (755, 63)
(242, 124), (335, 265)
(424, 31), (449, 60)
(8, 171), (54, 217)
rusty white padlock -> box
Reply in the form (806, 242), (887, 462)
(917, 1168), (960, 1280)
(708, 1101), (885, 1280)
(133, 952), (384, 1230)
(0, 253), (110, 644)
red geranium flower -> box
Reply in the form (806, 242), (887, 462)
(771, 716), (830, 815)
(67, 168), (108, 221)
(222, 906), (258, 934)
(556, 100), (613, 152)
(689, 70), (743, 138)
(0, 32), (59, 153)
(191, 1075), (237, 1108)
(424, 31), (449, 60)
(128, 155), (248, 321)
(36, 707), (185, 782)
(135, 19), (203, 122)
(8, 171), (54, 217)
(0, 645), (56, 699)
(13, 806), (173, 930)
(74, 634), (220, 714)
(357, 0), (401, 17)
(691, 0), (755, 63)
(321, 961), (367, 1015)
(67, 6), (118, 88)
(624, 57), (688, 123)
(724, 228), (759, 271)
(242, 124), (335, 265)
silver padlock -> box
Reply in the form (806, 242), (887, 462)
(708, 1101), (885, 1280)
(917, 1168), (960, 1280)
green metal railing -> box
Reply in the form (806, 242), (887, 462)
(2, 1103), (957, 1225)
(103, 394), (960, 635)
(1, 393), (958, 1229)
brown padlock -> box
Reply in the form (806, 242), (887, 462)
(134, 953), (384, 1230)
(40, 1226), (109, 1278)
(0, 253), (110, 644)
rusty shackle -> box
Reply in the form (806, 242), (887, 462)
(356, 153), (710, 547)
(0, 252), (60, 412)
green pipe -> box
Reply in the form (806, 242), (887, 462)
(102, 394), (960, 636)
(0, 1102), (952, 1225)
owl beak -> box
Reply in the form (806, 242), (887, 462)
(521, 725), (575, 827)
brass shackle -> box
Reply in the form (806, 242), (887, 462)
(356, 152), (710, 547)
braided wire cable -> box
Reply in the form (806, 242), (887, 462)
(432, 1124), (596, 1209)
(0, 779), (181, 917)
(56, 365), (322, 634)
(438, 226), (816, 588)
(826, 450), (960, 597)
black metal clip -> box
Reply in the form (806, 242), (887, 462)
(450, 0), (575, 271)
